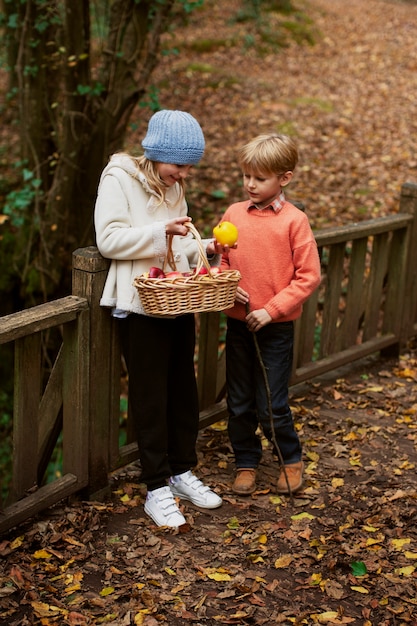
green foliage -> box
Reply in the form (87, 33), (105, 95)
(177, 0), (205, 13)
(119, 396), (128, 447)
(210, 190), (227, 199)
(3, 162), (42, 228)
(231, 0), (316, 53)
(351, 561), (368, 576)
(0, 389), (13, 507)
(76, 81), (105, 97)
(138, 85), (162, 113)
(187, 38), (233, 53)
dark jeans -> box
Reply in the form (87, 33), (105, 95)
(226, 317), (302, 469)
(119, 313), (199, 490)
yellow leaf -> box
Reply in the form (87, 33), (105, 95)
(33, 549), (52, 559)
(362, 525), (379, 532)
(291, 512), (315, 521)
(305, 461), (318, 475)
(365, 533), (385, 546)
(64, 583), (81, 594)
(398, 460), (415, 470)
(210, 420), (228, 431)
(343, 432), (357, 441)
(120, 494), (130, 502)
(165, 567), (176, 576)
(227, 517), (240, 529)
(31, 601), (68, 617)
(258, 534), (268, 544)
(10, 536), (24, 550)
(63, 536), (85, 547)
(310, 573), (322, 585)
(134, 609), (152, 624)
(351, 586), (369, 593)
(247, 555), (264, 563)
(310, 611), (339, 623)
(359, 386), (383, 393)
(306, 451), (320, 462)
(395, 565), (415, 576)
(391, 538), (411, 550)
(269, 495), (282, 505)
(331, 478), (344, 488)
(207, 572), (232, 581)
(398, 367), (416, 379)
(99, 586), (115, 596)
(404, 551), (417, 559)
(274, 554), (293, 568)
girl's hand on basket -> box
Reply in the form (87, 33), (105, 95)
(165, 216), (192, 236)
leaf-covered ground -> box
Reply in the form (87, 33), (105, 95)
(2, 1), (417, 624)
(1, 342), (417, 625)
(124, 0), (417, 234)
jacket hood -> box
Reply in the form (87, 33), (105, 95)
(98, 153), (155, 196)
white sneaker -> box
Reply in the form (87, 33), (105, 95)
(144, 486), (186, 527)
(169, 471), (222, 509)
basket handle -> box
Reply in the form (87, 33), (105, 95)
(163, 222), (212, 275)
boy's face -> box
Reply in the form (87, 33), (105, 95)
(242, 169), (293, 209)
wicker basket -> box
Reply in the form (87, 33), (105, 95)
(133, 222), (240, 315)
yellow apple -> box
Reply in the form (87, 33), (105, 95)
(213, 221), (238, 247)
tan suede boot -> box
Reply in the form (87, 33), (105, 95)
(277, 461), (304, 494)
(232, 469), (257, 495)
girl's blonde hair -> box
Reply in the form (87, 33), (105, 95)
(133, 155), (186, 205)
(238, 133), (298, 176)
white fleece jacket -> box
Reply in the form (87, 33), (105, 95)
(94, 153), (211, 316)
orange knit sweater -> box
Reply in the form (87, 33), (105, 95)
(220, 200), (321, 322)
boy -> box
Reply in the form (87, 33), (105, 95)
(219, 133), (321, 496)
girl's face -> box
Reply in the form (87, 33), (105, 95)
(157, 162), (193, 187)
(242, 169), (293, 208)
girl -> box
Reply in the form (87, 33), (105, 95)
(94, 110), (223, 527)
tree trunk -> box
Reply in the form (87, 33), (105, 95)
(6, 0), (175, 301)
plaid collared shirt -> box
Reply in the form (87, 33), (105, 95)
(247, 191), (286, 213)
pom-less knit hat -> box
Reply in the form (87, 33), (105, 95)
(142, 110), (205, 165)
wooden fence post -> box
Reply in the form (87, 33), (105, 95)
(399, 183), (417, 343)
(72, 247), (120, 498)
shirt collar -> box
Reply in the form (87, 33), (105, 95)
(247, 191), (286, 213)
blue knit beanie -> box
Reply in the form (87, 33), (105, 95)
(142, 110), (205, 165)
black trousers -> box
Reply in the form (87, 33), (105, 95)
(118, 313), (199, 490)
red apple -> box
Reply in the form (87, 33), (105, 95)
(197, 267), (209, 275)
(149, 266), (165, 278)
(165, 271), (183, 279)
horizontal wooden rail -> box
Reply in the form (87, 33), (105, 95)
(314, 213), (413, 245)
(0, 473), (84, 534)
(0, 296), (88, 344)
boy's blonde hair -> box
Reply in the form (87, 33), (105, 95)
(134, 155), (186, 205)
(238, 133), (298, 176)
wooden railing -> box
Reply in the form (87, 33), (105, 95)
(1, 182), (417, 534)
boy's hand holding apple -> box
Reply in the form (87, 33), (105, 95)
(208, 220), (239, 255)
